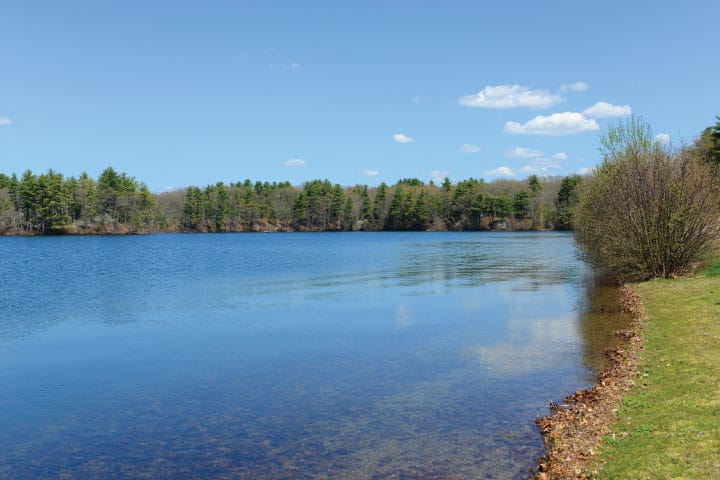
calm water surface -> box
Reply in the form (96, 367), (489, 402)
(0, 232), (629, 479)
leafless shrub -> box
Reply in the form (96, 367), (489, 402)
(574, 117), (720, 281)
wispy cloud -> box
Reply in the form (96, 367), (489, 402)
(560, 81), (589, 93)
(522, 155), (564, 175)
(459, 143), (481, 153)
(0, 117), (12, 126)
(504, 112), (600, 136)
(582, 101), (632, 118)
(464, 312), (578, 374)
(506, 147), (567, 163)
(485, 166), (515, 178)
(506, 147), (543, 158)
(579, 167), (594, 175)
(654, 133), (670, 146)
(393, 133), (413, 144)
(460, 84), (562, 109)
(520, 164), (560, 176)
(503, 149), (566, 176)
(270, 61), (301, 73)
(362, 169), (380, 177)
(429, 170), (450, 181)
(282, 158), (306, 167)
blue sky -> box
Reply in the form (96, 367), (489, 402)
(1, 1), (718, 192)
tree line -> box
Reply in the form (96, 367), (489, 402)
(0, 168), (584, 235)
(8, 115), (714, 239)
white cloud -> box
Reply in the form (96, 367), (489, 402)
(283, 158), (306, 167)
(504, 112), (600, 136)
(459, 84), (562, 109)
(582, 101), (632, 118)
(654, 133), (670, 146)
(521, 165), (542, 174)
(485, 166), (515, 178)
(506, 147), (543, 158)
(290, 62), (300, 72)
(464, 313), (578, 374)
(411, 95), (421, 103)
(429, 170), (450, 181)
(560, 81), (590, 93)
(459, 143), (481, 153)
(504, 148), (568, 175)
(0, 117), (12, 126)
(517, 154), (564, 175)
(393, 133), (413, 144)
(362, 169), (380, 177)
(520, 164), (561, 175)
(579, 167), (594, 175)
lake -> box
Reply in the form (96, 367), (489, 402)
(0, 232), (629, 479)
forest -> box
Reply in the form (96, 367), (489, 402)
(0, 167), (583, 235)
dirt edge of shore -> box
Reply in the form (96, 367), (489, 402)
(534, 286), (646, 479)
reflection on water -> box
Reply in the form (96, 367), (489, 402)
(0, 232), (630, 479)
(577, 276), (634, 375)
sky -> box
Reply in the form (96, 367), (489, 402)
(1, 1), (719, 192)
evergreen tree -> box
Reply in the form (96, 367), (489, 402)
(37, 170), (72, 231)
(372, 182), (388, 229)
(342, 197), (354, 230)
(700, 116), (720, 166)
(554, 175), (582, 229)
(360, 185), (372, 224)
(182, 186), (205, 230)
(527, 175), (543, 228)
(385, 186), (405, 230)
(410, 190), (430, 230)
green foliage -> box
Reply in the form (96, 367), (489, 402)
(554, 175), (582, 230)
(292, 180), (350, 230)
(574, 117), (720, 281)
(599, 114), (655, 161)
(0, 167), (569, 234)
(396, 177), (424, 187)
(527, 174), (542, 194)
(359, 185), (372, 224)
(371, 182), (388, 229)
(512, 191), (530, 219)
(385, 186), (405, 230)
(37, 170), (72, 230)
(699, 116), (720, 166)
(484, 193), (511, 223)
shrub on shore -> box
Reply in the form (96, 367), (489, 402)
(573, 116), (720, 281)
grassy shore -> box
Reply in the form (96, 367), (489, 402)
(589, 263), (720, 478)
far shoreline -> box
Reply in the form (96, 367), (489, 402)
(0, 226), (568, 237)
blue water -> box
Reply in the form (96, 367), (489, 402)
(0, 232), (624, 479)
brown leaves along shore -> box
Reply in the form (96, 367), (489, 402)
(535, 287), (646, 479)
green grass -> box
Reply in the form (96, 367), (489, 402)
(590, 273), (720, 479)
(700, 257), (720, 278)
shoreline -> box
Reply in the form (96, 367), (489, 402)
(0, 227), (565, 236)
(534, 286), (646, 479)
